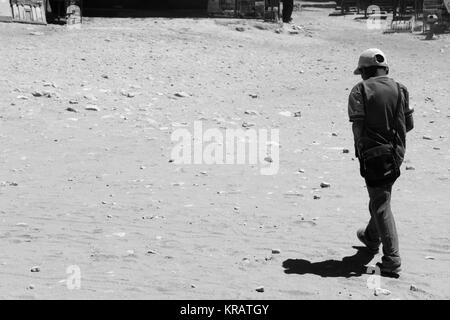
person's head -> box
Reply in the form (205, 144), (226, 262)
(354, 48), (389, 80)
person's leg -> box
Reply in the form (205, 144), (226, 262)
(367, 183), (401, 269)
(282, 0), (294, 22)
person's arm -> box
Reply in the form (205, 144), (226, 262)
(406, 113), (414, 132)
(348, 84), (365, 157)
(401, 85), (414, 132)
(352, 121), (365, 158)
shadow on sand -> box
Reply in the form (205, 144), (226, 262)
(282, 246), (375, 278)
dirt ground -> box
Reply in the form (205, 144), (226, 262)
(0, 8), (449, 300)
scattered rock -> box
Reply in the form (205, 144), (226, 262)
(69, 100), (78, 104)
(235, 27), (245, 32)
(293, 111), (302, 117)
(17, 95), (29, 100)
(425, 256), (435, 260)
(242, 122), (255, 128)
(320, 182), (331, 188)
(66, 107), (77, 113)
(410, 285), (419, 292)
(174, 91), (190, 98)
(27, 284), (35, 290)
(332, 132), (338, 137)
(16, 222), (28, 227)
(29, 31), (44, 36)
(405, 166), (415, 171)
(30, 266), (40, 273)
(343, 149), (350, 154)
(422, 135), (432, 140)
(272, 249), (281, 254)
(374, 288), (391, 296)
(255, 286), (264, 293)
(298, 169), (305, 173)
(249, 93), (258, 98)
(278, 111), (292, 117)
(313, 195), (321, 200)
(85, 105), (99, 111)
(244, 110), (259, 116)
(264, 156), (273, 163)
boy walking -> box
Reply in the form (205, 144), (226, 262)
(348, 48), (414, 275)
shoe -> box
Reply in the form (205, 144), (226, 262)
(357, 228), (380, 254)
(376, 262), (401, 277)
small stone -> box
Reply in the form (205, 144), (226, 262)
(313, 195), (321, 200)
(242, 122), (255, 128)
(293, 111), (302, 117)
(374, 288), (391, 296)
(264, 156), (273, 163)
(425, 256), (435, 260)
(66, 107), (77, 113)
(106, 214), (113, 219)
(84, 94), (97, 101)
(85, 105), (99, 111)
(174, 91), (190, 98)
(298, 169), (305, 173)
(30, 266), (40, 272)
(235, 27), (245, 32)
(405, 166), (415, 171)
(17, 95), (29, 100)
(16, 223), (28, 227)
(190, 284), (196, 288)
(147, 249), (158, 255)
(249, 93), (258, 98)
(244, 110), (259, 116)
(69, 100), (78, 104)
(320, 182), (331, 188)
(332, 132), (338, 137)
(32, 91), (43, 97)
(343, 149), (350, 154)
(410, 285), (419, 292)
(423, 135), (433, 140)
(27, 284), (35, 290)
(272, 249), (281, 254)
(255, 286), (264, 293)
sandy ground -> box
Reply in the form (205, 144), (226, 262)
(0, 8), (449, 300)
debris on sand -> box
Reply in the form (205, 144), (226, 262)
(271, 249), (281, 254)
(30, 266), (41, 272)
(405, 166), (415, 171)
(255, 286), (264, 293)
(313, 195), (321, 200)
(66, 107), (77, 113)
(422, 135), (433, 140)
(343, 149), (350, 154)
(235, 27), (245, 32)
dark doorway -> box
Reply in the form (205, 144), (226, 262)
(83, 0), (209, 17)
